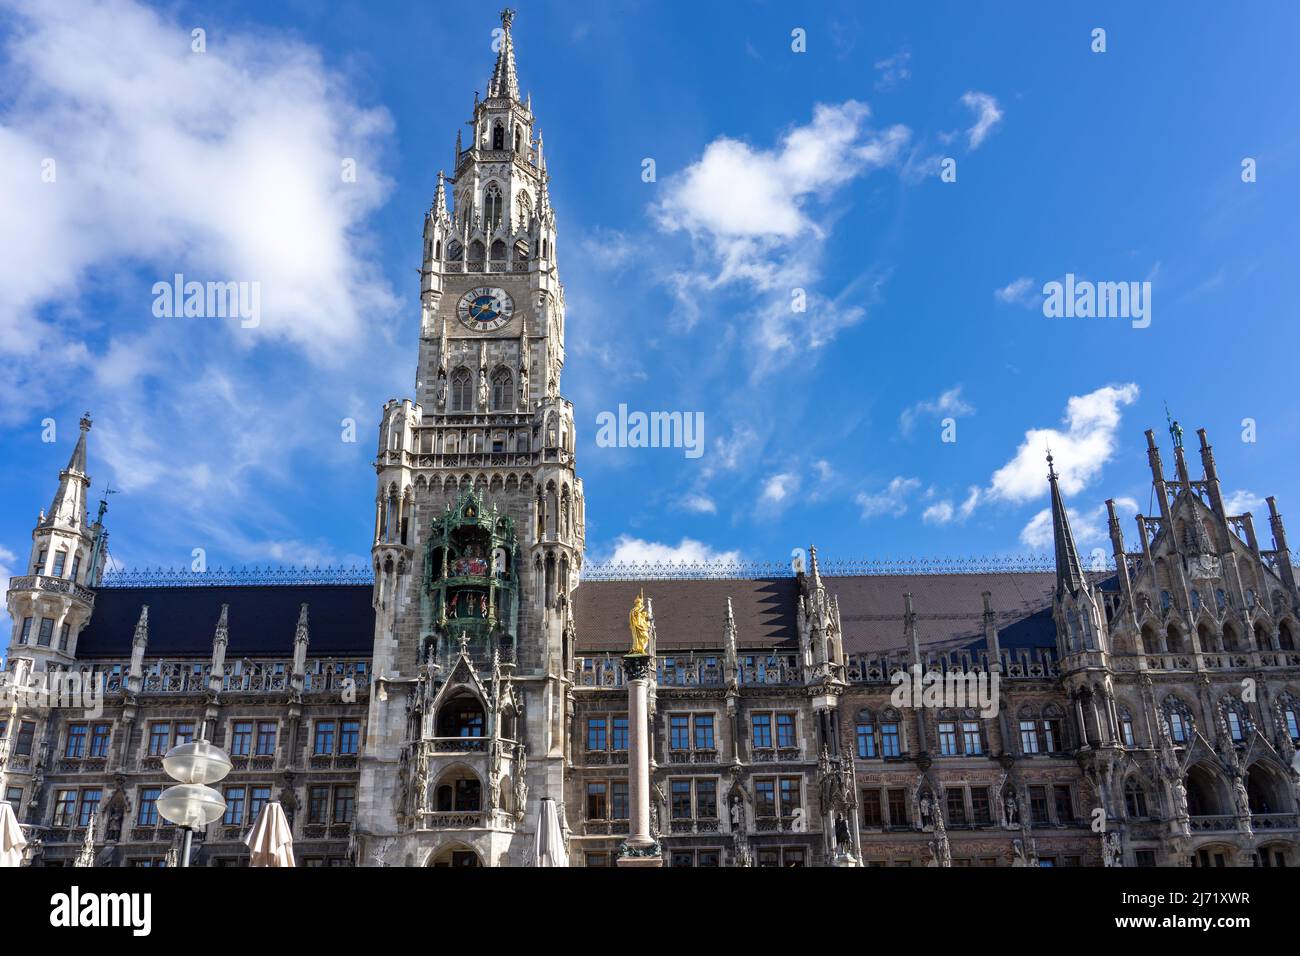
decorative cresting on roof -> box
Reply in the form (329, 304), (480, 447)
(100, 566), (373, 587)
(1047, 451), (1087, 598)
(582, 555), (1077, 581)
(487, 8), (520, 101)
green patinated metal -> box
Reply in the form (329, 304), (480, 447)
(420, 490), (520, 663)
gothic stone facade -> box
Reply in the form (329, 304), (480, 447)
(3, 12), (1298, 868)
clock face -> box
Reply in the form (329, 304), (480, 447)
(457, 286), (514, 332)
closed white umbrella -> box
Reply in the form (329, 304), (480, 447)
(534, 797), (568, 867)
(0, 803), (28, 867)
(243, 801), (295, 867)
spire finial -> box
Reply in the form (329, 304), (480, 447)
(488, 9), (521, 100)
(1047, 452), (1087, 598)
(79, 411), (92, 432)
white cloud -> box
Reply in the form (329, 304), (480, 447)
(988, 384), (1140, 504)
(1223, 490), (1265, 515)
(994, 277), (1038, 308)
(0, 0), (406, 570)
(604, 536), (742, 566)
(874, 50), (912, 91)
(924, 486), (981, 526)
(899, 385), (975, 436)
(961, 91), (1004, 149)
(855, 476), (921, 519)
(653, 101), (909, 373)
(761, 472), (800, 505)
(682, 494), (717, 515)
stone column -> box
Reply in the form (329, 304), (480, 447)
(617, 653), (662, 867)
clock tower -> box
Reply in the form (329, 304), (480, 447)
(358, 8), (584, 867)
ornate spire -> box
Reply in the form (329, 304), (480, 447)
(433, 170), (448, 220)
(488, 9), (520, 101)
(1048, 452), (1086, 598)
(43, 412), (93, 531)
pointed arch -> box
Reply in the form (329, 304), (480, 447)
(451, 367), (473, 411)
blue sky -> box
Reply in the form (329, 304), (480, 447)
(1, 0), (1298, 609)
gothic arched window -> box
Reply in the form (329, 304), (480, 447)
(1220, 695), (1254, 742)
(450, 367), (473, 411)
(1163, 696), (1195, 744)
(492, 122), (504, 150)
(490, 368), (512, 410)
(484, 183), (503, 228)
(1124, 778), (1148, 818)
(516, 190), (531, 226)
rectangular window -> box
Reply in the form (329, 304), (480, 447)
(148, 723), (171, 756)
(65, 724), (87, 758)
(58, 623), (70, 651)
(78, 789), (101, 827)
(174, 722), (195, 746)
(694, 715), (715, 750)
(1029, 786), (1049, 824)
(333, 786), (355, 823)
(856, 721), (876, 758)
(70, 555), (81, 582)
(19, 618), (32, 645)
(887, 788), (909, 827)
(697, 849), (721, 867)
(223, 787), (246, 825)
(611, 716), (629, 751)
(783, 847), (806, 867)
(0, 719), (6, 739)
(586, 717), (606, 752)
(610, 781), (629, 820)
(881, 722), (901, 757)
(53, 789), (77, 827)
(670, 780), (692, 819)
(340, 720), (360, 755)
(137, 788), (161, 826)
(250, 786), (271, 822)
(962, 721), (983, 755)
(34, 549), (46, 574)
(751, 714), (772, 749)
(585, 853), (610, 867)
(945, 788), (967, 825)
(776, 713), (796, 748)
(230, 721), (253, 757)
(971, 787), (991, 825)
(1043, 719), (1062, 753)
(778, 777), (800, 819)
(1053, 785), (1074, 823)
(696, 779), (717, 819)
(754, 779), (776, 818)
(255, 721), (278, 756)
(862, 789), (882, 827)
(37, 617), (54, 647)
(15, 721), (36, 756)
(938, 721), (958, 756)
(4, 787), (22, 810)
(313, 721), (336, 755)
(1135, 850), (1156, 867)
(586, 782), (608, 820)
(1020, 720), (1040, 754)
(1121, 718), (1136, 747)
(52, 551), (66, 577)
(308, 786), (329, 824)
(670, 715), (690, 750)
(671, 851), (694, 868)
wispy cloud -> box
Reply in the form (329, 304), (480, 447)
(855, 476), (921, 519)
(994, 276), (1038, 308)
(874, 49), (912, 91)
(899, 385), (975, 437)
(601, 535), (742, 565)
(960, 91), (1004, 149)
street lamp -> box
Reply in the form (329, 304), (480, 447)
(157, 740), (231, 867)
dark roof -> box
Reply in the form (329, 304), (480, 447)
(573, 578), (798, 653)
(573, 572), (1066, 655)
(77, 585), (374, 659)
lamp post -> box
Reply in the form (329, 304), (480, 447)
(157, 740), (231, 868)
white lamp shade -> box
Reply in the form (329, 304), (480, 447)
(162, 740), (232, 785)
(157, 784), (227, 830)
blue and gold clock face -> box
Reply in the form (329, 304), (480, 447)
(457, 286), (514, 331)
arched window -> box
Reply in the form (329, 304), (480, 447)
(436, 697), (485, 738)
(443, 432), (460, 454)
(490, 239), (507, 262)
(513, 124), (523, 152)
(1215, 588), (1227, 611)
(490, 367), (513, 410)
(468, 239), (485, 262)
(435, 773), (482, 812)
(450, 368), (473, 411)
(516, 190), (531, 225)
(484, 183), (503, 228)
(492, 122), (504, 150)
(1279, 693), (1300, 742)
(1163, 697), (1195, 744)
(1281, 621), (1296, 651)
(447, 239), (462, 261)
(1220, 696), (1254, 742)
(1124, 779), (1148, 818)
(1118, 708), (1136, 747)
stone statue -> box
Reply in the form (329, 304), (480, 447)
(834, 814), (850, 847)
(1004, 789), (1019, 827)
(1104, 831), (1123, 867)
(628, 590), (651, 655)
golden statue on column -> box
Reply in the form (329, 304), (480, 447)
(628, 590), (651, 655)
